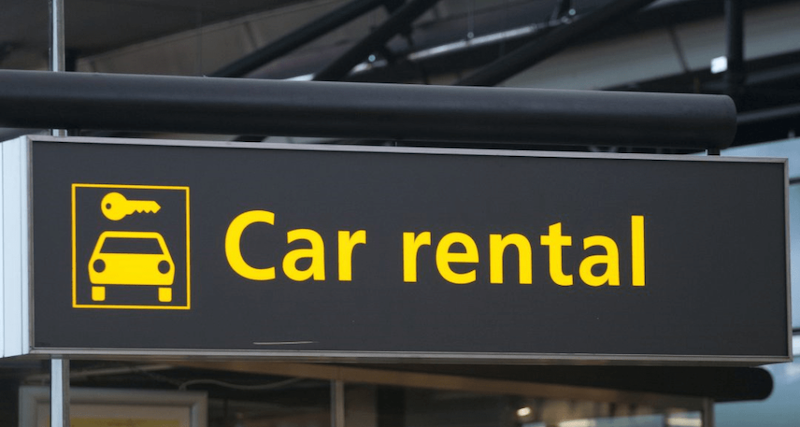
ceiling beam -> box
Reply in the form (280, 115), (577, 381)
(455, 0), (660, 87)
(314, 0), (441, 81)
(211, 0), (391, 78)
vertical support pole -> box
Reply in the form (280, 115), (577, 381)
(51, 357), (70, 427)
(331, 380), (345, 427)
(724, 0), (744, 105)
(702, 398), (715, 427)
(49, 0), (67, 137)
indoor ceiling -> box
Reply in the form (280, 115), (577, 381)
(1, 0), (308, 64)
(1, 0), (612, 71)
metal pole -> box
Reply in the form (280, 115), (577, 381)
(331, 380), (345, 427)
(724, 0), (745, 105)
(49, 0), (64, 73)
(0, 70), (738, 150)
(49, 0), (67, 137)
(702, 398), (715, 427)
(50, 357), (70, 427)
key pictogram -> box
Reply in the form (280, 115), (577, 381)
(72, 184), (190, 310)
(101, 192), (161, 220)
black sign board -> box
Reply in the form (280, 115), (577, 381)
(15, 136), (792, 363)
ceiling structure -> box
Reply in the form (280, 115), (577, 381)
(0, 0), (304, 67)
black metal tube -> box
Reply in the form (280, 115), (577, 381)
(211, 0), (388, 78)
(0, 70), (736, 149)
(314, 0), (441, 81)
(456, 0), (659, 87)
(725, 0), (745, 103)
(738, 103), (800, 125)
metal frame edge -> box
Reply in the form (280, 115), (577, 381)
(1, 136), (30, 357)
(19, 386), (208, 427)
(0, 135), (4, 357)
(786, 159), (794, 359)
(26, 347), (792, 366)
(24, 135), (32, 356)
(29, 135), (788, 165)
(24, 135), (792, 364)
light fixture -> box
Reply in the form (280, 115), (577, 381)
(666, 417), (702, 427)
(711, 56), (728, 74)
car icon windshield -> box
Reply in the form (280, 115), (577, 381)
(100, 236), (164, 254)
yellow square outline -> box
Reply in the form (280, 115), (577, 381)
(72, 183), (191, 310)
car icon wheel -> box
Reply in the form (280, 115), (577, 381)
(92, 286), (106, 301)
(159, 287), (172, 303)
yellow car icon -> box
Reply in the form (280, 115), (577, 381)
(88, 231), (175, 303)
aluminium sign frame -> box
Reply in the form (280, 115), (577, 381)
(0, 135), (792, 364)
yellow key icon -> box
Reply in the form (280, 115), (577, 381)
(101, 192), (161, 221)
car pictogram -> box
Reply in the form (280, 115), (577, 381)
(88, 231), (175, 303)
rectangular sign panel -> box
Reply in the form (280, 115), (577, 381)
(4, 136), (792, 363)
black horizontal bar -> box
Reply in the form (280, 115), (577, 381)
(0, 70), (736, 149)
(703, 63), (800, 92)
(738, 103), (800, 125)
(389, 365), (773, 402)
